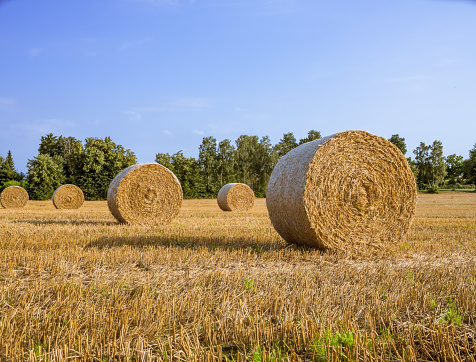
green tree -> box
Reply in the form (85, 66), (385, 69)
(463, 143), (476, 186)
(0, 150), (22, 185)
(413, 142), (431, 188)
(37, 133), (85, 184)
(445, 154), (464, 184)
(62, 136), (84, 184)
(274, 132), (298, 157)
(253, 136), (278, 197)
(198, 136), (218, 195)
(155, 152), (174, 171)
(428, 140), (446, 187)
(38, 133), (64, 157)
(413, 141), (447, 188)
(299, 130), (322, 145)
(79, 137), (136, 200)
(217, 139), (235, 187)
(388, 134), (407, 155)
(406, 157), (419, 182)
(156, 151), (202, 198)
(235, 135), (260, 186)
(26, 154), (65, 200)
(172, 151), (203, 199)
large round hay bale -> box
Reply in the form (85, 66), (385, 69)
(217, 183), (254, 211)
(52, 184), (84, 209)
(0, 185), (29, 209)
(107, 163), (183, 224)
(266, 130), (417, 250)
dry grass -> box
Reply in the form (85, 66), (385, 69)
(0, 193), (475, 361)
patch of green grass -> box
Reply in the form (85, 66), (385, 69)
(244, 277), (255, 291)
(313, 328), (354, 361)
(439, 300), (462, 325)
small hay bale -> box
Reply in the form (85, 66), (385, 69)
(266, 130), (417, 251)
(0, 185), (29, 209)
(52, 184), (84, 209)
(107, 163), (183, 224)
(217, 183), (255, 211)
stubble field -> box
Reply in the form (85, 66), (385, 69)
(0, 193), (475, 361)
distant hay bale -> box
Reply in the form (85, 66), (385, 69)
(107, 163), (183, 224)
(217, 183), (254, 211)
(0, 186), (29, 209)
(266, 130), (417, 251)
(52, 184), (84, 209)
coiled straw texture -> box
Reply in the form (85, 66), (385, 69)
(266, 130), (417, 251)
(0, 186), (29, 209)
(107, 163), (183, 224)
(52, 184), (84, 209)
(217, 183), (255, 211)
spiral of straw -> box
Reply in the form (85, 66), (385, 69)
(217, 183), (255, 211)
(107, 163), (183, 225)
(0, 185), (29, 209)
(266, 130), (417, 251)
(52, 184), (84, 209)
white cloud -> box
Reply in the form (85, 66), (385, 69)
(384, 75), (430, 83)
(234, 106), (266, 120)
(435, 58), (459, 67)
(122, 111), (143, 121)
(16, 119), (76, 135)
(168, 97), (212, 110)
(192, 129), (204, 135)
(0, 97), (16, 107)
(119, 37), (154, 51)
(163, 130), (173, 137)
(125, 97), (213, 116)
(29, 48), (42, 57)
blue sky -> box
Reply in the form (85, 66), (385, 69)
(1, 0), (475, 173)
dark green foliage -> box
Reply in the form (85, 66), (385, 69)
(217, 139), (235, 188)
(27, 134), (136, 200)
(0, 150), (23, 185)
(274, 132), (298, 157)
(299, 130), (322, 145)
(463, 143), (476, 186)
(445, 154), (464, 184)
(156, 151), (204, 199)
(26, 154), (64, 200)
(388, 134), (407, 155)
(198, 136), (219, 195)
(413, 141), (446, 189)
(79, 137), (137, 200)
(426, 184), (440, 194)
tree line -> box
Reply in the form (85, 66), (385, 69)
(0, 132), (475, 200)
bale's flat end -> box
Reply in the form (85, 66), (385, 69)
(107, 163), (183, 225)
(217, 183), (254, 211)
(52, 184), (84, 209)
(0, 186), (29, 209)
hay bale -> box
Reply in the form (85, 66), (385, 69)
(107, 163), (182, 224)
(217, 183), (255, 211)
(266, 130), (417, 250)
(0, 185), (29, 209)
(52, 184), (84, 209)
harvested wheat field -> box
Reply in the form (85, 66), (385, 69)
(0, 193), (475, 361)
